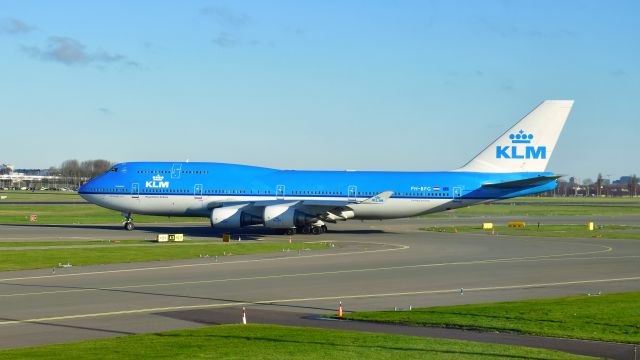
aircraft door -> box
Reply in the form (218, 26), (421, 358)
(276, 185), (285, 200)
(131, 183), (139, 199)
(194, 184), (203, 200)
(348, 185), (357, 202)
(452, 187), (462, 201)
(171, 163), (182, 179)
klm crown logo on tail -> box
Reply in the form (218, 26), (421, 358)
(457, 100), (572, 173)
(496, 130), (546, 159)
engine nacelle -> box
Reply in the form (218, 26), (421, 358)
(325, 210), (355, 222)
(263, 205), (316, 229)
(210, 206), (262, 229)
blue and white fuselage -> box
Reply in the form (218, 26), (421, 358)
(79, 100), (574, 234)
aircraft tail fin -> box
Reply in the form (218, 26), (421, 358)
(456, 100), (574, 173)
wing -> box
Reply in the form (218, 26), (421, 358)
(206, 191), (394, 223)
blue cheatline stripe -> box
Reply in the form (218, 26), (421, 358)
(78, 191), (477, 200)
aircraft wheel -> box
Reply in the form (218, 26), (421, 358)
(124, 222), (135, 231)
(311, 226), (320, 235)
(302, 226), (311, 234)
(320, 225), (327, 233)
(286, 228), (296, 235)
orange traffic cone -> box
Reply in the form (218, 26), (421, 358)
(338, 301), (343, 318)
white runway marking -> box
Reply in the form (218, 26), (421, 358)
(0, 241), (409, 282)
(0, 245), (616, 298)
(1, 275), (639, 326)
(0, 240), (612, 283)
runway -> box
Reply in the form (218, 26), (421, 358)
(0, 217), (639, 354)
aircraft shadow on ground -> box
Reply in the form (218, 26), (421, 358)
(0, 316), (136, 336)
(0, 223), (389, 238)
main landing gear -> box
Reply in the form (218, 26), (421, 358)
(279, 224), (327, 235)
(122, 212), (135, 231)
(295, 224), (328, 235)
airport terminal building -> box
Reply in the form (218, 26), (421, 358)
(0, 164), (65, 190)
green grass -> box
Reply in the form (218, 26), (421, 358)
(0, 242), (328, 271)
(421, 224), (640, 240)
(0, 190), (85, 202)
(444, 203), (640, 217)
(3, 194), (640, 225)
(0, 203), (207, 224)
(495, 197), (640, 203)
(0, 324), (591, 360)
(0, 240), (164, 247)
(341, 292), (640, 344)
(424, 197), (640, 218)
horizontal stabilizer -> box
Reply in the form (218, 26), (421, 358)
(482, 175), (561, 189)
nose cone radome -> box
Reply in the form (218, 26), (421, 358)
(78, 182), (92, 202)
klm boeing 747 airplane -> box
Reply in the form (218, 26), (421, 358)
(79, 100), (573, 235)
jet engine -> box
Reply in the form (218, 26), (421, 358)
(210, 206), (262, 229)
(263, 205), (316, 229)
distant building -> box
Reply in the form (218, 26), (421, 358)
(613, 176), (637, 185)
(0, 164), (14, 175)
(15, 168), (51, 176)
(569, 177), (579, 186)
(0, 164), (60, 189)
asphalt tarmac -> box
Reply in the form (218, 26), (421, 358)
(0, 217), (639, 358)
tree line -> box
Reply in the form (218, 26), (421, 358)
(552, 172), (639, 197)
(48, 159), (114, 187)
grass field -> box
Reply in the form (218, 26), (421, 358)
(422, 224), (640, 240)
(341, 292), (640, 344)
(0, 203), (208, 224)
(0, 324), (591, 360)
(2, 193), (640, 225)
(0, 242), (328, 271)
(0, 190), (84, 202)
(0, 240), (160, 247)
(438, 200), (640, 217)
(494, 197), (640, 203)
(0, 190), (208, 224)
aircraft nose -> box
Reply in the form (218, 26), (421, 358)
(78, 182), (88, 194)
(78, 181), (92, 201)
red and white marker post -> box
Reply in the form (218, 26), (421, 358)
(242, 307), (247, 324)
(338, 301), (343, 318)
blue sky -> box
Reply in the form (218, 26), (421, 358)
(1, 1), (638, 181)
